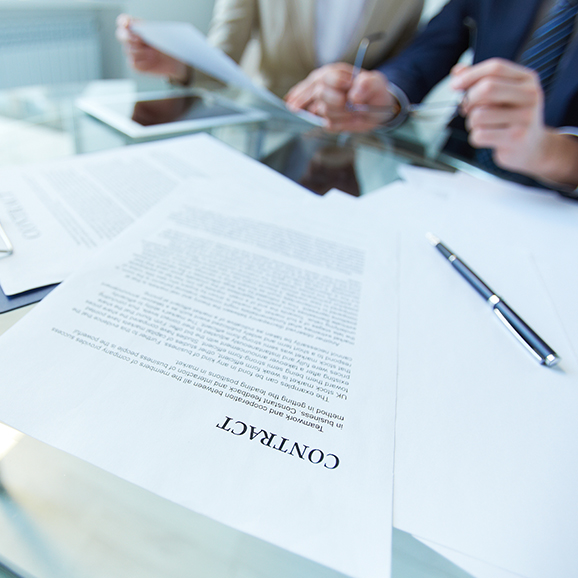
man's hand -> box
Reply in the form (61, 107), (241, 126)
(285, 63), (396, 132)
(451, 58), (578, 188)
(116, 14), (190, 83)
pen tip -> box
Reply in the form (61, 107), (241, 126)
(425, 232), (440, 246)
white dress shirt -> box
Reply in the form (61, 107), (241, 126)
(315, 0), (368, 65)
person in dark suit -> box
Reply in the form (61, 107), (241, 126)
(285, 0), (578, 192)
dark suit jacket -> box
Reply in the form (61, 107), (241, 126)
(379, 0), (578, 129)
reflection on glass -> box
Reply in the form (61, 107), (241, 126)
(131, 96), (237, 126)
(299, 145), (360, 197)
(260, 134), (361, 197)
(132, 96), (197, 126)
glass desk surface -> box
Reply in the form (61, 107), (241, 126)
(0, 81), (476, 578)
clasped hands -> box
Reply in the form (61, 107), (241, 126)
(285, 58), (578, 188)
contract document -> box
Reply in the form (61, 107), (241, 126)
(131, 21), (325, 126)
(0, 176), (400, 578)
(0, 134), (309, 296)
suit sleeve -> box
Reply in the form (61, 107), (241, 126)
(206, 0), (258, 63)
(378, 0), (473, 103)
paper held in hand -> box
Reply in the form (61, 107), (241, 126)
(131, 21), (326, 126)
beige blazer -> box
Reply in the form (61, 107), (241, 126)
(206, 0), (424, 97)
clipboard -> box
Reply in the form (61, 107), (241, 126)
(0, 282), (57, 314)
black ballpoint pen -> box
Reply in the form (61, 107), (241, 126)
(426, 233), (560, 367)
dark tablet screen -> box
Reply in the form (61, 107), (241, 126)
(129, 95), (239, 126)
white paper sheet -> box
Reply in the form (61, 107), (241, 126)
(532, 251), (578, 362)
(388, 171), (578, 578)
(0, 133), (310, 295)
(399, 167), (578, 353)
(131, 21), (325, 127)
(0, 175), (400, 578)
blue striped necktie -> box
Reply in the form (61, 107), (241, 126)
(519, 0), (578, 95)
(475, 0), (578, 179)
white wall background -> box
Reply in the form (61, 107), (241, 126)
(123, 0), (449, 35)
(124, 0), (215, 33)
(0, 0), (450, 88)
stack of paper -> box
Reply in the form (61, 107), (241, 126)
(1, 133), (578, 578)
(0, 134), (312, 298)
(384, 168), (578, 578)
(0, 139), (401, 578)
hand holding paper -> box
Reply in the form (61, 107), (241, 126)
(117, 14), (191, 83)
(131, 21), (325, 126)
